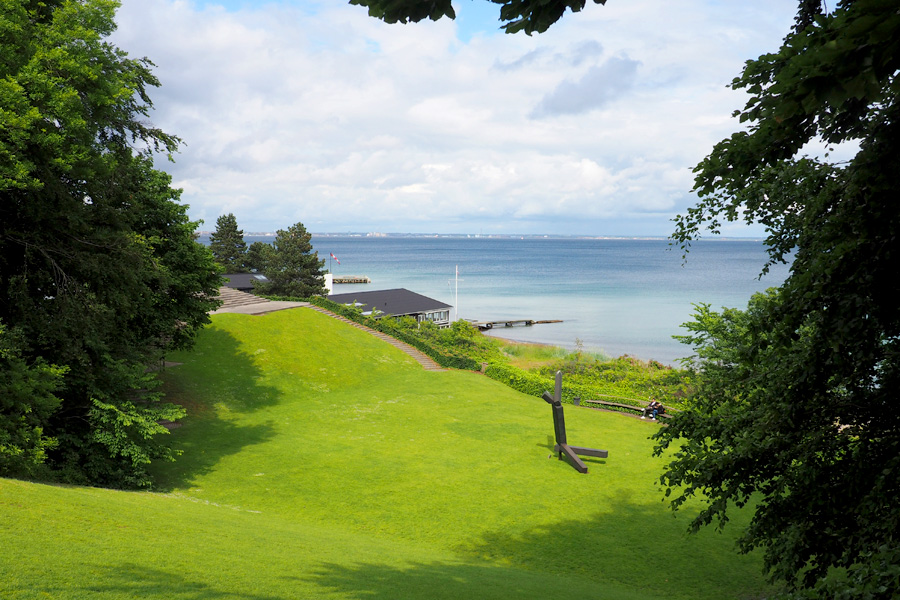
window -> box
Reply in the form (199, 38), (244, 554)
(422, 311), (449, 323)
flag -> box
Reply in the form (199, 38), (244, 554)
(330, 252), (340, 265)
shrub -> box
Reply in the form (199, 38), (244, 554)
(483, 363), (606, 406)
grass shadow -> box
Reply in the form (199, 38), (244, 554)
(168, 326), (285, 413)
(300, 559), (626, 600)
(64, 563), (284, 600)
(455, 498), (773, 599)
(300, 498), (773, 600)
(538, 435), (609, 471)
(152, 327), (283, 490)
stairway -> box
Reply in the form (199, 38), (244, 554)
(215, 287), (271, 310)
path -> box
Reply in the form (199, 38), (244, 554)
(306, 305), (445, 372)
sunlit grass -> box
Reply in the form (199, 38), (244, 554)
(1, 309), (775, 600)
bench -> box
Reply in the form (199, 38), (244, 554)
(582, 399), (676, 420)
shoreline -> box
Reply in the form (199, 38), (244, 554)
(212, 235), (776, 367)
(484, 331), (679, 368)
(482, 329), (684, 367)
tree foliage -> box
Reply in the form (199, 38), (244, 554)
(349, 0), (607, 35)
(209, 213), (248, 273)
(246, 241), (275, 274)
(655, 0), (900, 596)
(0, 321), (65, 478)
(254, 222), (325, 298)
(0, 0), (221, 487)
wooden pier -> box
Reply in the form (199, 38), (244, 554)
(473, 319), (562, 330)
(333, 275), (371, 284)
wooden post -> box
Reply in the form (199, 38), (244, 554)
(555, 370), (562, 405)
(552, 403), (567, 446)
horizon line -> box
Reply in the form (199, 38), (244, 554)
(194, 231), (765, 241)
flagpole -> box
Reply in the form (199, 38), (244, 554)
(455, 265), (459, 322)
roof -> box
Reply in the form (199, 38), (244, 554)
(222, 273), (269, 290)
(327, 288), (451, 317)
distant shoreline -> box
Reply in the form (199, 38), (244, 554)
(195, 231), (765, 242)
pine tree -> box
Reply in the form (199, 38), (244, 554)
(255, 222), (325, 298)
(246, 241), (275, 274)
(209, 214), (247, 273)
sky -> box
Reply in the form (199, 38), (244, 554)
(111, 0), (799, 236)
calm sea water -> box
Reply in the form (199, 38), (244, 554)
(203, 235), (790, 365)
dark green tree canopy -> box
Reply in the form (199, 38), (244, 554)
(350, 0), (607, 35)
(246, 241), (275, 274)
(255, 222), (325, 299)
(209, 213), (248, 273)
(0, 322), (65, 478)
(655, 0), (900, 596)
(1, 0), (220, 487)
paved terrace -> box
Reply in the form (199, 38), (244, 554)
(211, 286), (309, 315)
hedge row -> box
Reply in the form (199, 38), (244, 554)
(309, 296), (480, 371)
(256, 294), (311, 302)
(483, 362), (645, 414)
(380, 323), (480, 371)
(483, 363), (588, 403)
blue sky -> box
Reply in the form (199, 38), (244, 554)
(191, 0), (505, 40)
(113, 0), (799, 236)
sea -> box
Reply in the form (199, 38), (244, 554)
(200, 234), (791, 366)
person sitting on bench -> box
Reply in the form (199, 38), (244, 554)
(642, 399), (664, 420)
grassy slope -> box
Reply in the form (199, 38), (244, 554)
(1, 309), (774, 599)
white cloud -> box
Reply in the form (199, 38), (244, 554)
(530, 55), (641, 118)
(113, 0), (796, 235)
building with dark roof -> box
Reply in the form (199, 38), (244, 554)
(222, 273), (269, 292)
(327, 288), (452, 327)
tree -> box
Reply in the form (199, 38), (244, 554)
(246, 241), (275, 274)
(653, 1), (900, 597)
(209, 213), (248, 273)
(350, 0), (607, 35)
(1, 0), (221, 487)
(0, 321), (65, 478)
(255, 222), (325, 298)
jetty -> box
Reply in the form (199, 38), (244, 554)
(473, 319), (562, 331)
(333, 275), (371, 284)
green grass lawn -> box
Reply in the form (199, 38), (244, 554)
(1, 308), (775, 599)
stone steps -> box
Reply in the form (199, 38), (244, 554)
(216, 287), (271, 310)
